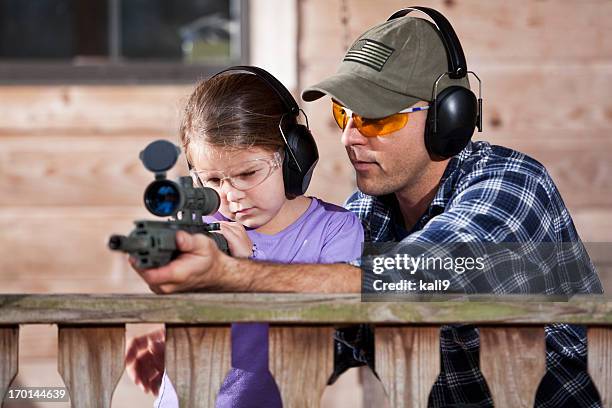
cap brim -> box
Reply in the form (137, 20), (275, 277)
(301, 72), (421, 118)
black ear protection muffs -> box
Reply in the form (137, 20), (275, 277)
(209, 65), (319, 198)
(388, 7), (483, 158)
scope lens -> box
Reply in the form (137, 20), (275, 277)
(144, 180), (182, 217)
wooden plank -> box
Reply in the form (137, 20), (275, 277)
(269, 326), (333, 407)
(302, 64), (612, 133)
(595, 265), (612, 295)
(573, 211), (612, 243)
(306, 103), (612, 212)
(165, 325), (231, 408)
(2, 294), (612, 325)
(588, 327), (612, 407)
(479, 133), (612, 210)
(0, 208), (147, 276)
(0, 326), (19, 405)
(301, 83), (612, 211)
(0, 86), (190, 133)
(0, 132), (348, 207)
(0, 208), (154, 294)
(512, 151), (612, 210)
(57, 325), (125, 408)
(303, 94), (612, 209)
(0, 132), (350, 207)
(301, 65), (612, 211)
(299, 0), (612, 62)
(1, 84), (610, 210)
(479, 326), (546, 408)
(478, 67), (612, 133)
(375, 326), (439, 408)
(0, 132), (354, 207)
(0, 278), (150, 296)
(0, 135), (185, 207)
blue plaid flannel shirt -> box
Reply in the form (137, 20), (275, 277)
(345, 141), (603, 408)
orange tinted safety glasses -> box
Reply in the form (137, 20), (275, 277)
(332, 101), (429, 137)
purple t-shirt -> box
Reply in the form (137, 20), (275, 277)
(154, 197), (363, 408)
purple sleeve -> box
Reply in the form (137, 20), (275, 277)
(318, 211), (364, 264)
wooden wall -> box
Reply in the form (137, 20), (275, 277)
(0, 1), (611, 406)
(0, 86), (193, 294)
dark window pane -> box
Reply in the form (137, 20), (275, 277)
(0, 0), (107, 59)
(0, 0), (244, 82)
(73, 0), (108, 57)
(120, 0), (231, 62)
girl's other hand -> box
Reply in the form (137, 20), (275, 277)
(125, 329), (165, 395)
(217, 221), (253, 258)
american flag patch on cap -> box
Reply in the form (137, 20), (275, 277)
(343, 39), (394, 72)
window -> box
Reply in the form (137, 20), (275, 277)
(0, 0), (248, 83)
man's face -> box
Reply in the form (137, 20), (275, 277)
(340, 101), (431, 196)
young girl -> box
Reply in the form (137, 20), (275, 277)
(125, 67), (363, 408)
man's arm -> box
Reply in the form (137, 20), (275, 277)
(132, 230), (361, 294)
(220, 256), (361, 293)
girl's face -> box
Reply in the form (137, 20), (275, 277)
(190, 143), (287, 229)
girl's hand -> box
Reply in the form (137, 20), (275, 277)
(217, 221), (253, 258)
(125, 329), (165, 395)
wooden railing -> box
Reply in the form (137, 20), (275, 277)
(1, 294), (611, 408)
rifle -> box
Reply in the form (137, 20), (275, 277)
(108, 140), (229, 269)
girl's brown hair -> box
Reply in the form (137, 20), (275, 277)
(179, 72), (296, 164)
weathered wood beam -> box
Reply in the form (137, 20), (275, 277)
(1, 294), (611, 325)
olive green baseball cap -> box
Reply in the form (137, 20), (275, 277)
(301, 16), (469, 118)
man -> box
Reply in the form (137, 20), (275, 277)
(132, 12), (603, 408)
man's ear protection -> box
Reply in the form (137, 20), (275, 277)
(388, 7), (483, 158)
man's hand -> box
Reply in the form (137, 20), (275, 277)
(125, 329), (165, 396)
(217, 221), (253, 258)
(129, 230), (236, 294)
